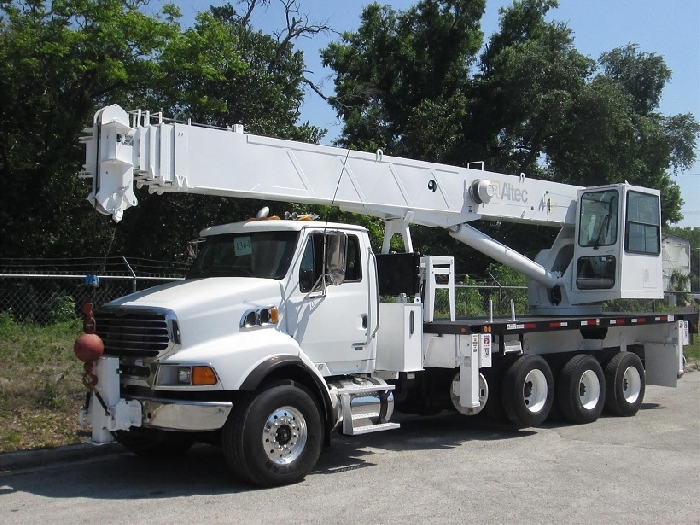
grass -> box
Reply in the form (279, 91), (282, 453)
(685, 334), (700, 362)
(0, 313), (87, 453)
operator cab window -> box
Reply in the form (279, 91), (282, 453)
(578, 190), (618, 248)
(625, 191), (660, 255)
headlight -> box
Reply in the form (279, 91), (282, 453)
(157, 365), (218, 387)
(240, 306), (279, 328)
(177, 367), (191, 384)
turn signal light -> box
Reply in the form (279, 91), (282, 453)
(192, 366), (217, 385)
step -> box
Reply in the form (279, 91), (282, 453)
(335, 383), (396, 396)
(350, 422), (401, 435)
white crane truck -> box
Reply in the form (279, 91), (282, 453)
(75, 105), (695, 487)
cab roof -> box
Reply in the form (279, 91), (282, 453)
(200, 219), (368, 237)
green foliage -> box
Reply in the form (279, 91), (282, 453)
(322, 0), (485, 159)
(429, 263), (529, 319)
(0, 0), (181, 259)
(484, 262), (528, 315)
(669, 270), (690, 305)
(39, 382), (61, 409)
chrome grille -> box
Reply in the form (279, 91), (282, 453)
(95, 308), (174, 359)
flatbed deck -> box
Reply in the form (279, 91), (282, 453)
(424, 309), (698, 337)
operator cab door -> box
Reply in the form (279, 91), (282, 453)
(285, 230), (375, 376)
(572, 184), (662, 303)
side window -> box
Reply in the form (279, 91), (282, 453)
(299, 234), (324, 292)
(625, 192), (660, 255)
(344, 235), (362, 282)
(299, 232), (363, 291)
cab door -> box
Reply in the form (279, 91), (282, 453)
(284, 230), (375, 375)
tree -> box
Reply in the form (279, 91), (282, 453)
(475, 0), (594, 174)
(322, 0), (485, 159)
(0, 0), (179, 258)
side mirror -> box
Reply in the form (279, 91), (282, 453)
(325, 233), (348, 286)
(187, 238), (206, 260)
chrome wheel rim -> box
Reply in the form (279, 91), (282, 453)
(262, 406), (307, 465)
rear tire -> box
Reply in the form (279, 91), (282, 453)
(501, 355), (554, 428)
(557, 354), (605, 424)
(604, 351), (645, 417)
(222, 382), (323, 487)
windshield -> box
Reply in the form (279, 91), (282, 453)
(187, 231), (299, 279)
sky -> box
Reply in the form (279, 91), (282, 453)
(170, 0), (699, 227)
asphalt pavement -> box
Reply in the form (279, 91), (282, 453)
(1, 370), (698, 524)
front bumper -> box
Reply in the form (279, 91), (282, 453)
(83, 357), (233, 443)
(139, 397), (233, 431)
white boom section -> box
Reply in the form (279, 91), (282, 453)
(80, 105), (581, 228)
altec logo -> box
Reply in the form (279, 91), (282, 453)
(492, 182), (528, 203)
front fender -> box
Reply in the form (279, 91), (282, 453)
(162, 328), (337, 444)
(161, 329), (331, 394)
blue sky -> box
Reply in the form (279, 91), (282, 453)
(172, 0), (699, 227)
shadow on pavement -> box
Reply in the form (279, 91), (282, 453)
(0, 411), (534, 500)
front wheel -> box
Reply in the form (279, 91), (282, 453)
(604, 352), (645, 417)
(501, 355), (554, 428)
(222, 382), (323, 487)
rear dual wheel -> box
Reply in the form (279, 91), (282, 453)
(604, 351), (645, 417)
(501, 355), (554, 428)
(557, 355), (605, 424)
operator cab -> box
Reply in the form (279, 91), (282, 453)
(572, 183), (662, 303)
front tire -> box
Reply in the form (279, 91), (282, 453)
(557, 354), (605, 424)
(604, 351), (645, 417)
(222, 382), (323, 487)
(501, 355), (554, 428)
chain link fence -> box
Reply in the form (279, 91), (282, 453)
(3, 258), (683, 326)
(0, 257), (188, 325)
(1, 257), (527, 325)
